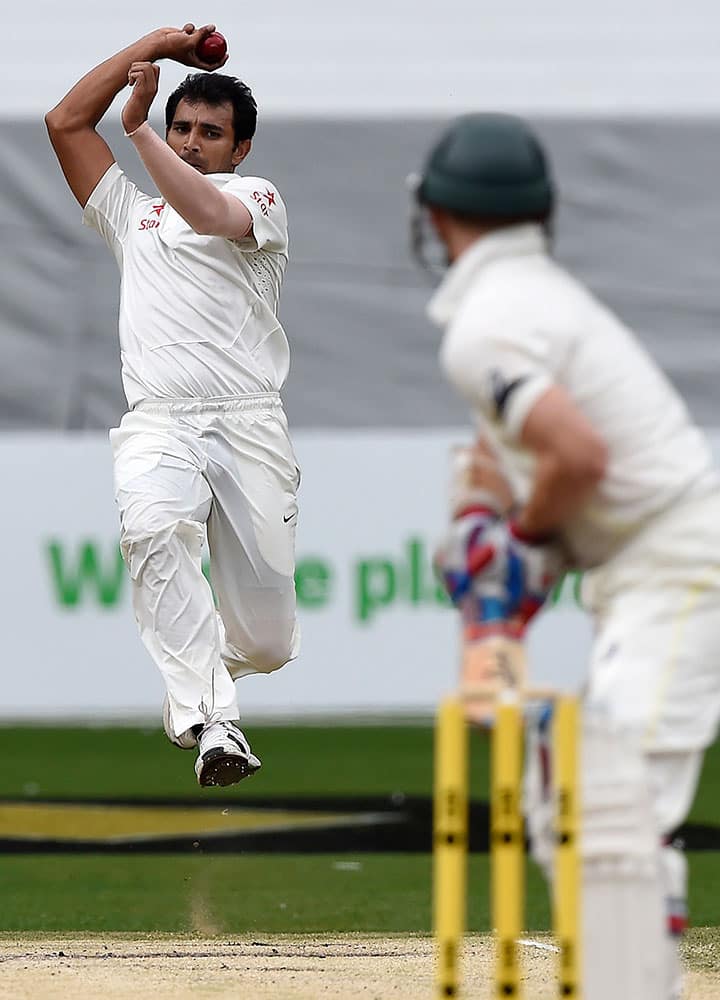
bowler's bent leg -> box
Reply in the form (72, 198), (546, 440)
(206, 407), (301, 684)
(112, 418), (238, 739)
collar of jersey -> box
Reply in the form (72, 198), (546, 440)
(203, 171), (239, 189)
(427, 223), (547, 326)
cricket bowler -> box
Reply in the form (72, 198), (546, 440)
(413, 113), (720, 998)
(46, 24), (300, 787)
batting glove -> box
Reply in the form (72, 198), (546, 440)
(433, 505), (499, 609)
(434, 511), (564, 631)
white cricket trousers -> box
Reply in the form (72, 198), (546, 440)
(583, 487), (720, 767)
(110, 393), (301, 737)
(582, 488), (720, 999)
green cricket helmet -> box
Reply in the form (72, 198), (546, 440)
(409, 113), (555, 273)
(416, 113), (554, 218)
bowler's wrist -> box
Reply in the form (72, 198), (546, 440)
(124, 119), (150, 139)
(145, 29), (172, 61)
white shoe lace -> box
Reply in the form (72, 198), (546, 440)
(198, 695), (223, 725)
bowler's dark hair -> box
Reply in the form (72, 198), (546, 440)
(165, 73), (257, 146)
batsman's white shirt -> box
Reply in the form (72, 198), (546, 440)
(429, 224), (720, 753)
(83, 162), (289, 407)
(429, 223), (719, 570)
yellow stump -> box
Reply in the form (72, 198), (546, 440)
(492, 700), (524, 998)
(433, 698), (469, 998)
(554, 697), (581, 998)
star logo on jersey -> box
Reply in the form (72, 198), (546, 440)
(138, 203), (166, 231)
(251, 189), (276, 217)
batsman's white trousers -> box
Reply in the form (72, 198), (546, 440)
(528, 490), (720, 997)
(583, 488), (720, 998)
(583, 487), (720, 759)
(110, 393), (300, 737)
(580, 486), (720, 861)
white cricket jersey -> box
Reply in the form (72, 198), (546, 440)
(83, 163), (290, 406)
(428, 223), (719, 567)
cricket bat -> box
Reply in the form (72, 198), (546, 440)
(461, 627), (528, 725)
(449, 442), (528, 724)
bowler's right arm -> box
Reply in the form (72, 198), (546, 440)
(45, 24), (225, 208)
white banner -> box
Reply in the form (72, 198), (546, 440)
(2, 429), (716, 720)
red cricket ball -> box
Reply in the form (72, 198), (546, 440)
(196, 32), (227, 63)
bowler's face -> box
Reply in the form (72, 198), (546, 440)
(166, 98), (249, 174)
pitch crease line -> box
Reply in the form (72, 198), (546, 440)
(517, 938), (561, 953)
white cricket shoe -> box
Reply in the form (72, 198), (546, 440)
(194, 719), (262, 788)
(162, 696), (198, 750)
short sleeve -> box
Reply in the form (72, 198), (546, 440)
(441, 317), (554, 441)
(222, 175), (288, 253)
(82, 163), (144, 255)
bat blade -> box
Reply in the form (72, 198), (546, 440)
(461, 632), (527, 725)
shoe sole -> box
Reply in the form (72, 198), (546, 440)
(197, 748), (261, 788)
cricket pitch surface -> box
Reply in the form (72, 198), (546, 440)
(1, 933), (718, 998)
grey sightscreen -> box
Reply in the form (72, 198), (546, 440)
(0, 116), (718, 430)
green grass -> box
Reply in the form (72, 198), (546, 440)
(1, 852), (718, 933)
(0, 854), (544, 933)
(0, 724), (717, 934)
(0, 724), (717, 825)
(0, 725), (442, 800)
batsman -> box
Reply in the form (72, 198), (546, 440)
(413, 114), (720, 998)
